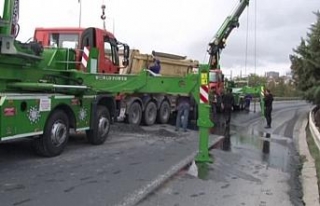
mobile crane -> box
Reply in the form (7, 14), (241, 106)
(0, 0), (212, 160)
(207, 0), (250, 109)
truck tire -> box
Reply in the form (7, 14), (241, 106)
(86, 106), (110, 145)
(143, 101), (157, 126)
(127, 102), (142, 125)
(157, 100), (171, 124)
(33, 110), (69, 157)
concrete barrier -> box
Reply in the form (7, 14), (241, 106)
(304, 107), (320, 206)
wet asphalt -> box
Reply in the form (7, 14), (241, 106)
(137, 101), (311, 206)
(0, 101), (311, 206)
(0, 122), (220, 206)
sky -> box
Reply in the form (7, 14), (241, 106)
(2, 0), (319, 77)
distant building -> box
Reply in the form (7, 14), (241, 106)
(285, 71), (292, 78)
(284, 71), (293, 84)
(265, 71), (280, 79)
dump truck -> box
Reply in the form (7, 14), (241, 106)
(0, 0), (209, 157)
(34, 28), (199, 125)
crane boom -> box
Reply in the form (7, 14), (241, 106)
(208, 0), (249, 69)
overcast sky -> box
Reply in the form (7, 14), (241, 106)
(4, 0), (320, 77)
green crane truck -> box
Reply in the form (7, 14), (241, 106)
(225, 79), (264, 111)
(0, 0), (212, 158)
(207, 0), (250, 108)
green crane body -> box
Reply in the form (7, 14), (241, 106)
(206, 0), (251, 114)
(206, 0), (265, 116)
(0, 0), (213, 160)
(208, 0), (249, 70)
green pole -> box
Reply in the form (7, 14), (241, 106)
(195, 64), (214, 163)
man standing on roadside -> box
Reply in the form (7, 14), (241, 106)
(264, 89), (274, 129)
(222, 88), (234, 125)
(210, 88), (218, 124)
(175, 94), (191, 132)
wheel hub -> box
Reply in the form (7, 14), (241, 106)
(51, 122), (67, 146)
(98, 117), (109, 137)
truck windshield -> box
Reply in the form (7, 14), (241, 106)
(209, 71), (218, 82)
(50, 33), (79, 49)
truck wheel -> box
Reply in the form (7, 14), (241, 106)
(86, 106), (110, 145)
(127, 102), (142, 125)
(157, 100), (171, 124)
(33, 110), (69, 157)
(143, 101), (157, 126)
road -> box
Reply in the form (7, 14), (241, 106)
(137, 101), (311, 206)
(0, 120), (220, 206)
(0, 101), (311, 206)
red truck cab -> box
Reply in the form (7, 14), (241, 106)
(209, 69), (224, 96)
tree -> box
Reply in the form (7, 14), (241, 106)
(248, 74), (267, 87)
(233, 74), (267, 87)
(290, 11), (320, 104)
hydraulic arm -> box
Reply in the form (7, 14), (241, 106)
(208, 0), (249, 69)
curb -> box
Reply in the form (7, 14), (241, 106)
(295, 111), (319, 206)
(113, 135), (224, 206)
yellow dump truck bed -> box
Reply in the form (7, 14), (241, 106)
(121, 50), (199, 77)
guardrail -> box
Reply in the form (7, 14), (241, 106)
(274, 97), (303, 101)
(309, 107), (320, 150)
(252, 97), (303, 102)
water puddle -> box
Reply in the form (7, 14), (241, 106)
(215, 125), (291, 172)
(182, 124), (292, 180)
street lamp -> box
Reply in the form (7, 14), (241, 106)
(78, 0), (82, 27)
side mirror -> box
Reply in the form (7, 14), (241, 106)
(222, 74), (225, 82)
(122, 44), (130, 67)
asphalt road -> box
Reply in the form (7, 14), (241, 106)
(0, 121), (220, 206)
(0, 101), (311, 206)
(137, 101), (312, 206)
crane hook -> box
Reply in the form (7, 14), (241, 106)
(101, 4), (106, 20)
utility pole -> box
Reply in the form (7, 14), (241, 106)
(78, 0), (82, 27)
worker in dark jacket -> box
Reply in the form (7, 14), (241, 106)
(264, 89), (274, 128)
(175, 95), (191, 132)
(222, 88), (234, 125)
(244, 93), (253, 111)
(210, 88), (218, 124)
(149, 58), (161, 75)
